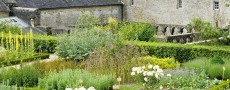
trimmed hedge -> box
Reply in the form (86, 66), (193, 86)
(33, 35), (58, 53)
(210, 80), (230, 90)
(129, 41), (230, 62)
(1, 53), (49, 66)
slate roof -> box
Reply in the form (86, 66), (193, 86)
(14, 0), (122, 9)
(0, 0), (10, 12)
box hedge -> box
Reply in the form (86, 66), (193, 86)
(129, 41), (230, 62)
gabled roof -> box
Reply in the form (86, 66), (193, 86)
(0, 0), (10, 12)
(14, 0), (122, 9)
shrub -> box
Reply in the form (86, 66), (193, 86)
(211, 55), (225, 65)
(0, 20), (21, 34)
(119, 22), (156, 42)
(189, 18), (222, 40)
(38, 69), (114, 90)
(209, 80), (230, 90)
(160, 68), (220, 89)
(0, 65), (41, 87)
(182, 58), (230, 80)
(82, 44), (146, 83)
(134, 56), (180, 69)
(56, 29), (116, 61)
(130, 41), (230, 62)
(0, 47), (6, 61)
(33, 35), (58, 53)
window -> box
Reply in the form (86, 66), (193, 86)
(214, 1), (219, 10)
(177, 0), (182, 8)
(130, 0), (134, 6)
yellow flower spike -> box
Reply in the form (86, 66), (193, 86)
(16, 35), (19, 52)
(8, 31), (12, 51)
(20, 27), (23, 35)
(20, 28), (23, 42)
(1, 32), (3, 47)
(29, 28), (33, 42)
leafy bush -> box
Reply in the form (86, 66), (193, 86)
(119, 22), (156, 42)
(183, 58), (230, 79)
(160, 68), (220, 89)
(130, 41), (230, 62)
(0, 66), (41, 87)
(75, 13), (101, 30)
(38, 69), (114, 90)
(134, 56), (180, 69)
(82, 44), (146, 83)
(211, 55), (225, 65)
(56, 29), (115, 61)
(189, 18), (222, 40)
(33, 35), (58, 53)
(0, 47), (6, 61)
(210, 80), (230, 90)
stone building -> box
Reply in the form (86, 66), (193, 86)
(121, 0), (230, 28)
(12, 0), (123, 29)
(0, 0), (9, 18)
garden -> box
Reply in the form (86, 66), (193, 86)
(0, 14), (230, 90)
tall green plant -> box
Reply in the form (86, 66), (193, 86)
(189, 18), (222, 40)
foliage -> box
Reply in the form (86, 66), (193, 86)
(75, 13), (101, 30)
(0, 53), (49, 66)
(160, 68), (220, 89)
(131, 65), (164, 89)
(119, 22), (156, 42)
(211, 55), (225, 65)
(56, 29), (116, 61)
(0, 29), (34, 63)
(189, 18), (222, 40)
(0, 65), (41, 87)
(0, 20), (21, 34)
(0, 47), (6, 61)
(82, 44), (146, 83)
(0, 81), (18, 90)
(33, 60), (76, 74)
(210, 80), (230, 90)
(130, 41), (230, 62)
(134, 56), (180, 69)
(182, 57), (230, 79)
(33, 35), (58, 53)
(38, 69), (114, 90)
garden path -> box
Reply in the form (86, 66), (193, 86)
(0, 54), (59, 72)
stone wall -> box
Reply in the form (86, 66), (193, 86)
(40, 5), (122, 28)
(122, 0), (230, 28)
(0, 12), (8, 18)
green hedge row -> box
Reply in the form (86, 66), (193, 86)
(129, 41), (230, 62)
(210, 80), (230, 90)
(1, 53), (49, 66)
(33, 35), (58, 53)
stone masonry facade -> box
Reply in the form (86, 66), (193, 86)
(122, 0), (230, 28)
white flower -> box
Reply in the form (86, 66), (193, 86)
(144, 77), (148, 82)
(142, 66), (146, 69)
(147, 71), (154, 76)
(78, 87), (86, 90)
(167, 74), (171, 77)
(148, 64), (153, 69)
(131, 72), (136, 76)
(74, 88), (79, 90)
(117, 77), (122, 82)
(157, 69), (163, 73)
(87, 86), (96, 90)
(65, 88), (73, 90)
(132, 67), (137, 72)
(155, 74), (159, 79)
(153, 65), (160, 70)
(159, 85), (163, 90)
(143, 71), (147, 76)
